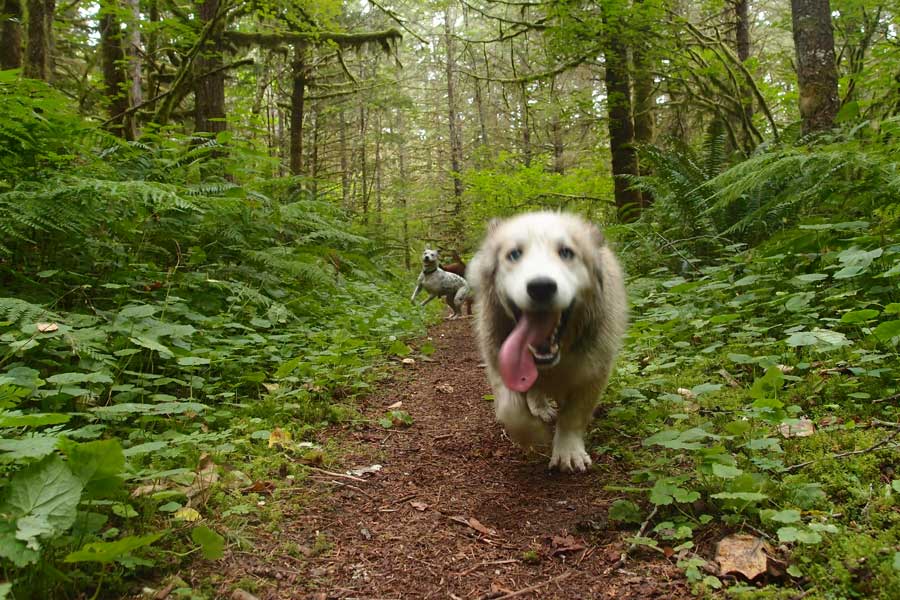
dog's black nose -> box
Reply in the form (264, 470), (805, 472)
(527, 277), (557, 303)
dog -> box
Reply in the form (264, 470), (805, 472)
(440, 251), (474, 316)
(466, 212), (627, 472)
(411, 248), (470, 319)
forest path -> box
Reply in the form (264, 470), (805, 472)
(213, 318), (689, 599)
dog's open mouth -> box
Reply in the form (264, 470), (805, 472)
(499, 303), (572, 393)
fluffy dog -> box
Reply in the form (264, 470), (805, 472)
(466, 212), (627, 472)
(411, 248), (470, 319)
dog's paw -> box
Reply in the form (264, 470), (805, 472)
(530, 403), (557, 424)
(549, 437), (592, 473)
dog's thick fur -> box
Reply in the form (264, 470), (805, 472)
(411, 248), (470, 318)
(467, 212), (627, 472)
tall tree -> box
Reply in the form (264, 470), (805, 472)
(194, 0), (226, 136)
(0, 0), (22, 69)
(99, 1), (131, 138)
(791, 0), (839, 134)
(444, 5), (464, 233)
(289, 47), (307, 175)
(24, 0), (52, 79)
(603, 0), (642, 221)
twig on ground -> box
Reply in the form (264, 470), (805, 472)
(455, 558), (520, 577)
(784, 427), (900, 472)
(872, 392), (900, 404)
(491, 571), (573, 599)
(304, 466), (368, 482)
(313, 478), (376, 501)
(718, 368), (741, 388)
(603, 505), (659, 575)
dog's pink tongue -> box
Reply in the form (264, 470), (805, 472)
(498, 312), (557, 392)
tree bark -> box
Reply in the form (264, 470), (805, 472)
(194, 0), (226, 136)
(396, 109), (411, 270)
(289, 46), (306, 176)
(520, 82), (532, 167)
(0, 0), (22, 69)
(791, 0), (839, 134)
(99, 1), (131, 139)
(444, 6), (464, 231)
(127, 0), (142, 137)
(339, 111), (350, 210)
(603, 2), (642, 221)
(24, 0), (50, 79)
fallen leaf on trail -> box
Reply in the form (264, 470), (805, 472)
(243, 480), (275, 495)
(549, 534), (586, 556)
(131, 483), (168, 497)
(360, 527), (372, 540)
(36, 322), (58, 333)
(401, 358), (415, 365)
(410, 501), (428, 511)
(449, 515), (497, 537)
(387, 401), (403, 409)
(777, 364), (795, 374)
(777, 418), (815, 438)
(716, 534), (771, 580)
(262, 382), (280, 393)
(436, 383), (455, 394)
(268, 427), (292, 448)
(174, 507), (201, 522)
(231, 590), (259, 600)
(677, 387), (696, 400)
(347, 464), (382, 477)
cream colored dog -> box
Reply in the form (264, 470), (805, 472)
(467, 212), (627, 472)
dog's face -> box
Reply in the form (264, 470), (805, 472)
(470, 212), (607, 391)
(421, 248), (439, 269)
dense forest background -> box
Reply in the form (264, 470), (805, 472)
(1, 0), (900, 598)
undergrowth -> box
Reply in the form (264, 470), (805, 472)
(598, 131), (900, 597)
(0, 75), (432, 598)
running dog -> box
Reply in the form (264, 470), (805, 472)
(466, 212), (627, 472)
(411, 248), (470, 319)
(441, 251), (474, 316)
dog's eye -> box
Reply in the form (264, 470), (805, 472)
(507, 248), (522, 262)
(558, 246), (575, 260)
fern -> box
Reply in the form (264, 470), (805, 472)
(0, 298), (54, 325)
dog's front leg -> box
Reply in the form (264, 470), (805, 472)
(526, 392), (557, 424)
(411, 276), (423, 303)
(549, 388), (598, 473)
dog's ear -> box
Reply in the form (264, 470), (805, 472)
(587, 223), (609, 292)
(485, 218), (503, 235)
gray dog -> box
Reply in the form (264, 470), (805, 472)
(411, 248), (470, 319)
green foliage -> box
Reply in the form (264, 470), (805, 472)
(603, 176), (900, 596)
(0, 81), (431, 598)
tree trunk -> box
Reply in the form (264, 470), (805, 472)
(791, 0), (839, 134)
(194, 0), (226, 136)
(396, 110), (411, 271)
(127, 0), (142, 137)
(309, 106), (319, 197)
(289, 47), (306, 176)
(339, 111), (350, 210)
(444, 6), (464, 230)
(359, 103), (369, 223)
(99, 1), (131, 139)
(603, 3), (642, 221)
(734, 0), (754, 151)
(0, 0), (22, 69)
(24, 0), (50, 79)
(520, 83), (532, 167)
(374, 111), (383, 226)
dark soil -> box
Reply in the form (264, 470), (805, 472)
(206, 318), (691, 599)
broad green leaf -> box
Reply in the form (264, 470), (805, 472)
(750, 367), (783, 400)
(64, 532), (164, 564)
(768, 509), (801, 523)
(46, 372), (113, 385)
(841, 309), (879, 324)
(0, 436), (60, 460)
(0, 455), (83, 552)
(608, 499), (642, 523)
(0, 412), (71, 428)
(710, 492), (768, 502)
(117, 304), (160, 320)
(893, 552), (900, 571)
(177, 357), (211, 366)
(191, 525), (225, 559)
(58, 439), (125, 496)
(129, 336), (173, 357)
(873, 320), (900, 342)
(711, 463), (743, 479)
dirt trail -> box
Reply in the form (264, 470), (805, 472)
(213, 319), (689, 599)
